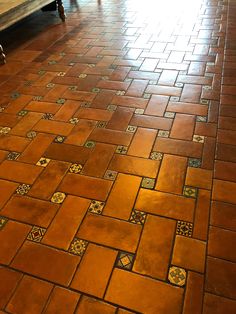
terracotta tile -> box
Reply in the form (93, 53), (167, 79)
(0, 267), (22, 309)
(180, 84), (202, 102)
(77, 213), (141, 253)
(170, 114), (195, 140)
(212, 179), (236, 204)
(59, 173), (112, 201)
(42, 196), (89, 250)
(109, 154), (159, 178)
(0, 221), (31, 265)
(63, 90), (96, 102)
(0, 113), (19, 127)
(206, 257), (236, 299)
(0, 179), (18, 209)
(0, 135), (30, 152)
(158, 70), (178, 86)
(216, 143), (236, 163)
(25, 101), (61, 114)
(10, 112), (43, 136)
(76, 108), (113, 121)
(111, 95), (148, 109)
(44, 286), (80, 314)
(135, 189), (195, 221)
(167, 101), (208, 116)
(133, 215), (175, 280)
(33, 120), (74, 136)
(202, 137), (215, 169)
(29, 160), (70, 200)
(92, 90), (115, 109)
(7, 275), (53, 314)
(65, 120), (97, 146)
(76, 296), (116, 314)
(208, 226), (236, 262)
(0, 160), (43, 184)
(103, 173), (141, 220)
(82, 143), (116, 177)
(71, 243), (117, 297)
(145, 95), (169, 116)
(126, 79), (148, 97)
(186, 168), (212, 190)
(12, 241), (80, 285)
(106, 107), (134, 131)
(1, 195), (59, 228)
(53, 100), (81, 121)
(195, 122), (217, 137)
(183, 272), (204, 314)
(130, 114), (172, 130)
(146, 85), (181, 97)
(89, 128), (133, 146)
(172, 236), (206, 273)
(156, 154), (187, 194)
(215, 160), (236, 182)
(211, 201), (236, 232)
(105, 269), (183, 313)
(128, 128), (157, 158)
(203, 293), (236, 314)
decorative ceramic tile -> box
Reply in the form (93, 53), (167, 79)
(57, 72), (66, 76)
(170, 96), (179, 102)
(16, 184), (31, 195)
(68, 86), (77, 91)
(88, 200), (105, 214)
(96, 121), (107, 128)
(69, 238), (88, 256)
(150, 151), (163, 160)
(200, 99), (209, 105)
(27, 226), (46, 242)
(183, 186), (197, 198)
(143, 93), (151, 99)
(207, 62), (215, 66)
(51, 192), (66, 204)
(0, 217), (8, 230)
(33, 96), (43, 101)
(168, 266), (186, 287)
(54, 135), (66, 143)
(131, 66), (139, 71)
(126, 125), (137, 133)
(129, 209), (146, 225)
(158, 130), (170, 138)
(88, 64), (96, 68)
(48, 60), (57, 65)
(107, 104), (117, 111)
(42, 113), (54, 120)
(18, 110), (28, 117)
(38, 70), (46, 76)
(92, 87), (100, 93)
(164, 112), (175, 118)
(59, 52), (66, 56)
(56, 98), (66, 104)
(176, 221), (193, 237)
(116, 145), (128, 154)
(135, 108), (144, 114)
(46, 83), (55, 88)
(80, 102), (91, 108)
(78, 73), (87, 78)
(203, 85), (212, 90)
(0, 127), (11, 135)
(69, 62), (75, 66)
(188, 158), (201, 168)
(193, 135), (205, 143)
(69, 117), (79, 124)
(0, 107), (5, 112)
(69, 163), (83, 174)
(149, 80), (157, 85)
(104, 170), (118, 181)
(205, 73), (214, 77)
(141, 177), (155, 189)
(175, 82), (183, 87)
(109, 64), (117, 69)
(102, 76), (109, 80)
(24, 80), (33, 86)
(84, 141), (96, 148)
(26, 131), (37, 139)
(11, 91), (21, 99)
(116, 252), (135, 270)
(196, 116), (207, 122)
(116, 90), (125, 96)
(7, 152), (20, 160)
(36, 157), (51, 167)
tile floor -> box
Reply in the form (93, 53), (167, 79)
(0, 0), (236, 313)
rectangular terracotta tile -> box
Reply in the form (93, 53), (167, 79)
(109, 154), (159, 178)
(28, 160), (70, 200)
(206, 257), (236, 299)
(212, 179), (236, 204)
(6, 275), (53, 314)
(129, 114), (172, 130)
(140, 58), (158, 71)
(180, 84), (202, 102)
(1, 195), (59, 228)
(146, 85), (181, 96)
(82, 143), (116, 177)
(106, 107), (134, 131)
(33, 120), (74, 136)
(186, 168), (212, 190)
(128, 128), (157, 158)
(71, 243), (117, 297)
(126, 80), (148, 97)
(25, 101), (61, 114)
(167, 101), (208, 116)
(195, 122), (217, 137)
(0, 113), (19, 127)
(156, 154), (187, 194)
(154, 137), (202, 158)
(135, 189), (195, 221)
(203, 293), (236, 314)
(170, 114), (195, 140)
(65, 119), (97, 146)
(12, 241), (80, 286)
(0, 135), (30, 152)
(0, 160), (43, 184)
(0, 179), (18, 209)
(183, 272), (204, 314)
(158, 70), (178, 86)
(59, 173), (113, 201)
(0, 221), (31, 265)
(10, 112), (43, 136)
(111, 95), (148, 109)
(172, 236), (206, 273)
(53, 100), (81, 121)
(0, 267), (22, 309)
(202, 137), (215, 170)
(76, 296), (116, 314)
(61, 90), (96, 102)
(89, 128), (133, 146)
(77, 213), (141, 253)
(103, 174), (141, 220)
(105, 269), (183, 314)
(44, 286), (80, 314)
(211, 201), (236, 232)
(133, 215), (175, 280)
(145, 95), (169, 117)
(42, 196), (89, 250)
(76, 108), (113, 121)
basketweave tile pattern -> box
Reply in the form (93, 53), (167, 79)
(0, 0), (234, 313)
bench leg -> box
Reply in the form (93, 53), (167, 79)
(57, 0), (66, 21)
(0, 45), (6, 65)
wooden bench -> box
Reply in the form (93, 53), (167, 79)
(0, 0), (65, 64)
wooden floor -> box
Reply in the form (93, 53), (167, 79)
(0, 0), (236, 313)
